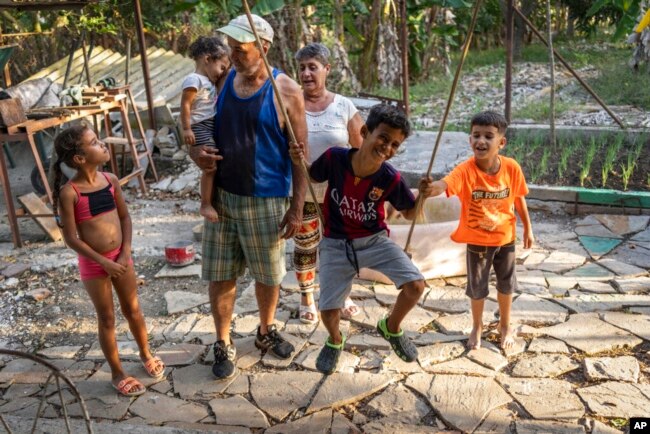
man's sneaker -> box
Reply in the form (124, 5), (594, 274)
(377, 317), (418, 362)
(315, 334), (346, 375)
(255, 324), (294, 359)
(212, 340), (237, 379)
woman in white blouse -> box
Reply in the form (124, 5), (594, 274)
(294, 43), (364, 324)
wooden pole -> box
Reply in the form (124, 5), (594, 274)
(505, 0), (514, 123)
(125, 37), (132, 85)
(241, 0), (324, 225)
(133, 0), (156, 130)
(513, 6), (626, 129)
(79, 30), (92, 86)
(400, 0), (410, 115)
(403, 0), (483, 255)
(546, 0), (556, 147)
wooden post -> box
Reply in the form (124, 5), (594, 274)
(62, 38), (80, 89)
(125, 37), (132, 85)
(133, 0), (156, 130)
(546, 0), (556, 147)
(80, 31), (92, 87)
(0, 145), (21, 247)
(505, 0), (514, 124)
(400, 0), (410, 115)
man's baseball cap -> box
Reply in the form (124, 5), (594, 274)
(218, 14), (274, 44)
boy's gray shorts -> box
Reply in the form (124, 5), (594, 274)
(318, 231), (424, 311)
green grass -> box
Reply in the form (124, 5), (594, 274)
(557, 138), (576, 179)
(580, 137), (600, 187)
(369, 37), (648, 122)
(589, 52), (650, 110)
(514, 99), (572, 123)
(373, 76), (452, 115)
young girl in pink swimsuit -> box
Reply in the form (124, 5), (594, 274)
(52, 125), (164, 397)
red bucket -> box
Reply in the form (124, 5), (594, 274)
(165, 241), (195, 267)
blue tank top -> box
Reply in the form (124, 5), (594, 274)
(213, 68), (290, 197)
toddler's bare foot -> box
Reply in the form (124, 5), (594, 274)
(499, 324), (516, 349)
(200, 204), (219, 222)
(467, 326), (482, 350)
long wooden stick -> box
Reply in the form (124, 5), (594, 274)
(403, 0), (483, 254)
(241, 0), (324, 225)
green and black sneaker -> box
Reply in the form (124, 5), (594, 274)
(377, 317), (418, 362)
(315, 334), (346, 375)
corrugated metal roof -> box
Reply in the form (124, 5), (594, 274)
(0, 1), (97, 11)
(24, 46), (194, 108)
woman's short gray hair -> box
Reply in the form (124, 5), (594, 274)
(295, 43), (330, 66)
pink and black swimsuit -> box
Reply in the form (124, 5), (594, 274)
(69, 172), (131, 280)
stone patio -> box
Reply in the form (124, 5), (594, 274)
(0, 213), (649, 433)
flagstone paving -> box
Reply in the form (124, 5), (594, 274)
(583, 356), (640, 383)
(576, 381), (650, 419)
(499, 377), (585, 420)
(511, 353), (580, 378)
(538, 313), (643, 354)
(1, 213), (649, 433)
(407, 373), (512, 433)
(527, 337), (570, 353)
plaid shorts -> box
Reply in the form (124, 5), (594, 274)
(202, 188), (289, 286)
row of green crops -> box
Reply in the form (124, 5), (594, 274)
(503, 131), (648, 190)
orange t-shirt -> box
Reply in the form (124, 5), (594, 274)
(444, 156), (529, 246)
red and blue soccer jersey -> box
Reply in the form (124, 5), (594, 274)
(310, 147), (416, 240)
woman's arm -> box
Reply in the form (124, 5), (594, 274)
(347, 112), (364, 149)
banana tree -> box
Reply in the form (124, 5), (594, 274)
(586, 0), (643, 39)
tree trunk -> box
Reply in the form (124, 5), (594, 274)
(171, 27), (178, 53)
(514, 0), (537, 61)
(376, 20), (402, 88)
(331, 0), (360, 92)
(267, 1), (303, 79)
(359, 0), (382, 89)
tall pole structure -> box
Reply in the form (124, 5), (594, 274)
(546, 0), (556, 147)
(133, 0), (156, 130)
(505, 0), (514, 123)
(400, 0), (410, 115)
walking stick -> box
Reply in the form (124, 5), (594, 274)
(241, 0), (325, 226)
(403, 0), (483, 255)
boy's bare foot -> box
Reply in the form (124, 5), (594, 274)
(499, 324), (516, 349)
(467, 326), (482, 350)
(200, 204), (219, 222)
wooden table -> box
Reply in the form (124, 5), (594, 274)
(0, 95), (146, 248)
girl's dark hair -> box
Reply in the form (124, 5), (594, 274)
(188, 36), (229, 61)
(52, 124), (88, 226)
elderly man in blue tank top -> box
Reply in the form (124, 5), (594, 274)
(189, 14), (308, 380)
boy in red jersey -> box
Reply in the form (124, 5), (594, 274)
(290, 104), (437, 374)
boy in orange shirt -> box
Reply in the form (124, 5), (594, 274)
(428, 111), (534, 350)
